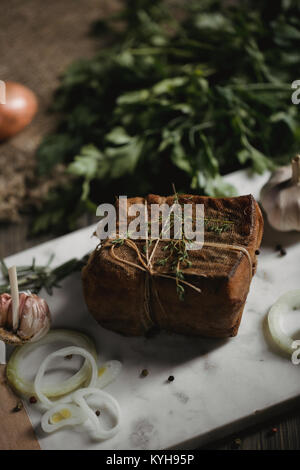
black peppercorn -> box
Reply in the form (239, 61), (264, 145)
(140, 369), (149, 377)
(64, 354), (73, 360)
(280, 248), (287, 256)
(255, 249), (260, 255)
(13, 401), (23, 412)
(267, 426), (278, 437)
(95, 410), (101, 417)
(167, 375), (175, 382)
(231, 438), (241, 449)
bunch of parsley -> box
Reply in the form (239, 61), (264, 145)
(34, 0), (300, 233)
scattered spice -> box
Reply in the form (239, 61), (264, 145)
(167, 375), (175, 382)
(280, 248), (287, 257)
(140, 369), (149, 378)
(267, 426), (278, 437)
(231, 438), (241, 449)
(65, 354), (73, 360)
(29, 396), (37, 404)
(13, 401), (23, 412)
(95, 410), (101, 417)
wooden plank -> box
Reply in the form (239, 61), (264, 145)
(0, 365), (40, 450)
(201, 401), (300, 450)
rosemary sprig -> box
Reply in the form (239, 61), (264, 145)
(0, 254), (88, 296)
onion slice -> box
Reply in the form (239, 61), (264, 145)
(7, 329), (122, 441)
(73, 388), (121, 440)
(97, 360), (122, 389)
(268, 289), (300, 355)
(34, 346), (98, 408)
(6, 329), (97, 397)
(41, 404), (86, 433)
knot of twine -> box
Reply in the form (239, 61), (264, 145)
(107, 235), (253, 331)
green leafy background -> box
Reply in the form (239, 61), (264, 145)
(35, 0), (300, 233)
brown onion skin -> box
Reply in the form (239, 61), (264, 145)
(0, 81), (38, 140)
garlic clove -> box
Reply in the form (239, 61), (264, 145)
(0, 292), (51, 344)
(18, 294), (51, 342)
(6, 292), (27, 330)
(260, 156), (300, 232)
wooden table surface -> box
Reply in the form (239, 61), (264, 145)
(1, 220), (300, 450)
(0, 365), (40, 450)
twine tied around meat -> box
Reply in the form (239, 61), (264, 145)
(106, 233), (253, 331)
(98, 198), (254, 329)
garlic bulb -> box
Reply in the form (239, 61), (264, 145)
(0, 292), (51, 344)
(260, 155), (300, 231)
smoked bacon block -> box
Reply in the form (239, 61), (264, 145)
(82, 194), (263, 338)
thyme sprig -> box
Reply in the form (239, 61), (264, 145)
(0, 255), (88, 296)
(204, 218), (233, 233)
(153, 192), (234, 300)
(152, 191), (192, 301)
(155, 237), (192, 302)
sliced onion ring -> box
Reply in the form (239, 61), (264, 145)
(97, 360), (122, 389)
(41, 403), (86, 433)
(73, 387), (121, 440)
(268, 289), (300, 355)
(6, 329), (97, 397)
(34, 346), (98, 408)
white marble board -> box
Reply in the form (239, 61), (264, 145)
(3, 169), (300, 450)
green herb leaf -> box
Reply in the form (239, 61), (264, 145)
(32, 0), (300, 234)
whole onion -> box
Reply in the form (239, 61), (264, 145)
(0, 81), (38, 140)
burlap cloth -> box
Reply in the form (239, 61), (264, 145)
(0, 0), (119, 222)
